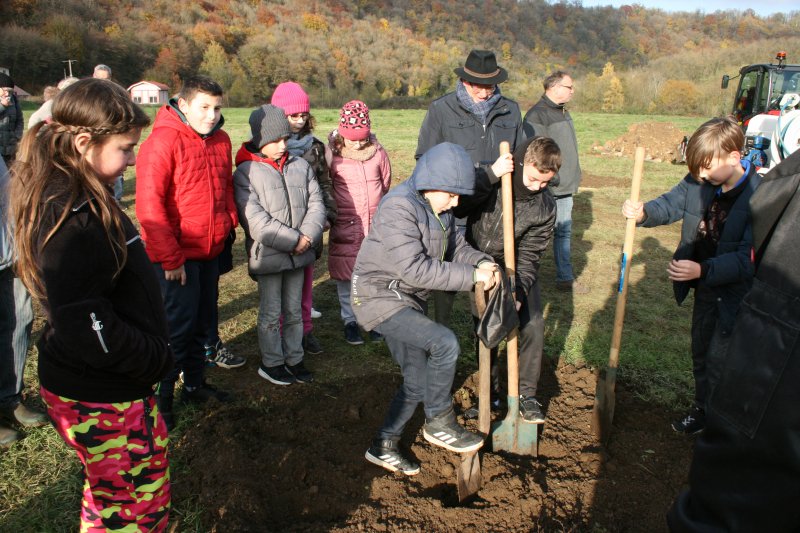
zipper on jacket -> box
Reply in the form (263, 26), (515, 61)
(142, 398), (157, 455)
(90, 312), (109, 354)
(433, 211), (448, 260)
(388, 279), (402, 300)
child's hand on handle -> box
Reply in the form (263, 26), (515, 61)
(667, 259), (701, 281)
(622, 199), (645, 223)
(475, 262), (500, 290)
(165, 265), (187, 286)
(293, 234), (312, 255)
(491, 152), (514, 178)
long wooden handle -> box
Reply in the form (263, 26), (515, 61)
(498, 141), (520, 398)
(608, 146), (645, 370)
(475, 282), (491, 435)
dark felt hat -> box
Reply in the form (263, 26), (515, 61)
(454, 49), (508, 85)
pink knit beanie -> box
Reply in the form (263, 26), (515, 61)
(338, 100), (371, 141)
(271, 82), (310, 116)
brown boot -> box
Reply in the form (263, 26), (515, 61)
(2, 402), (48, 428)
(0, 423), (20, 448)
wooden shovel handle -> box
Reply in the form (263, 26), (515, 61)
(498, 141), (520, 398)
(475, 282), (491, 434)
(608, 146), (645, 370)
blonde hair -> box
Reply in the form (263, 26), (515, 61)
(686, 116), (744, 179)
(10, 78), (150, 299)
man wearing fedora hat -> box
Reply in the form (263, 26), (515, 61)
(416, 49), (522, 325)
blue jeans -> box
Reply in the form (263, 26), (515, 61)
(257, 268), (304, 368)
(0, 269), (33, 407)
(336, 279), (356, 324)
(154, 259), (219, 391)
(554, 195), (575, 282)
(373, 307), (460, 441)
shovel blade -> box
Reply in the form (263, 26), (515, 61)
(457, 451), (482, 501)
(492, 396), (539, 456)
(591, 367), (618, 444)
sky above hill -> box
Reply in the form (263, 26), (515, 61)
(576, 0), (797, 15)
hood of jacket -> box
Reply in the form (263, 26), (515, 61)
(235, 142), (288, 171)
(407, 142), (476, 196)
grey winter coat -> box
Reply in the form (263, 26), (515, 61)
(0, 95), (23, 159)
(523, 95), (582, 197)
(640, 162), (760, 332)
(233, 146), (326, 275)
(416, 91), (524, 183)
(352, 143), (492, 331)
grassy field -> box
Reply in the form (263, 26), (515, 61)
(1, 105), (705, 530)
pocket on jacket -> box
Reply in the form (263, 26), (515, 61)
(709, 279), (800, 438)
(331, 219), (363, 246)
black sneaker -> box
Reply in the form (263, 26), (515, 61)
(258, 364), (296, 386)
(344, 321), (364, 345)
(520, 396), (545, 424)
(672, 406), (705, 435)
(302, 334), (324, 355)
(210, 341), (246, 369)
(365, 440), (420, 475)
(423, 408), (484, 453)
(285, 361), (314, 383)
(181, 382), (232, 404)
(463, 398), (502, 420)
(369, 330), (384, 342)
(156, 394), (174, 432)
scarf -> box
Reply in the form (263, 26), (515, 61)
(286, 133), (314, 156)
(456, 80), (502, 125)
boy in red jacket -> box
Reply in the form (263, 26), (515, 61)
(136, 76), (238, 429)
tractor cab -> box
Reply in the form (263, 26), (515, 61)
(723, 52), (800, 125)
(722, 52), (800, 172)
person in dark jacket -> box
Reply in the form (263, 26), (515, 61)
(0, 73), (24, 166)
(416, 49), (519, 325)
(0, 153), (47, 448)
(456, 136), (561, 423)
(523, 70), (589, 293)
(353, 142), (500, 475)
(9, 79), (172, 531)
(667, 143), (800, 533)
(622, 117), (760, 435)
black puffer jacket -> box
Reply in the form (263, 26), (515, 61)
(456, 136), (556, 297)
(37, 187), (173, 402)
(416, 91), (524, 183)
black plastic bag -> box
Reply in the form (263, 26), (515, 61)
(475, 274), (520, 349)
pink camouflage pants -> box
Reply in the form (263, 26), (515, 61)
(41, 387), (171, 532)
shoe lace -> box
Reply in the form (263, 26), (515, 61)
(216, 345), (234, 360)
(681, 415), (695, 426)
(521, 397), (542, 410)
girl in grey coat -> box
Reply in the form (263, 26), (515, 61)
(234, 105), (325, 386)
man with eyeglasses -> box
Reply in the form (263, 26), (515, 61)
(415, 49), (521, 325)
(523, 71), (589, 294)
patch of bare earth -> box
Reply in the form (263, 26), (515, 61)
(173, 357), (692, 532)
(592, 122), (693, 163)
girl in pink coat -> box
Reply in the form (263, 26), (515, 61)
(327, 101), (391, 345)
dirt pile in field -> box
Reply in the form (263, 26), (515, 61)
(173, 357), (692, 532)
(593, 122), (692, 163)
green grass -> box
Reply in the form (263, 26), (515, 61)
(1, 107), (707, 530)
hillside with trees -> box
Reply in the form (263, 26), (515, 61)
(2, 0), (799, 114)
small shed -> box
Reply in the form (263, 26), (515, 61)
(128, 81), (170, 105)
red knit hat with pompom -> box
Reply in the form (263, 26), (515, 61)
(338, 100), (371, 141)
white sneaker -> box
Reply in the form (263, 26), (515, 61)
(310, 307), (322, 319)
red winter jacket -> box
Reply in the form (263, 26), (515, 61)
(136, 104), (237, 270)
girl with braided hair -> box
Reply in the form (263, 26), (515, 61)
(10, 78), (173, 531)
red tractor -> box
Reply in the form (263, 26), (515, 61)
(722, 51), (800, 170)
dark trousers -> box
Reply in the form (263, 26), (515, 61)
(473, 280), (544, 398)
(154, 259), (219, 392)
(690, 284), (722, 409)
(373, 307), (461, 441)
(0, 268), (33, 408)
